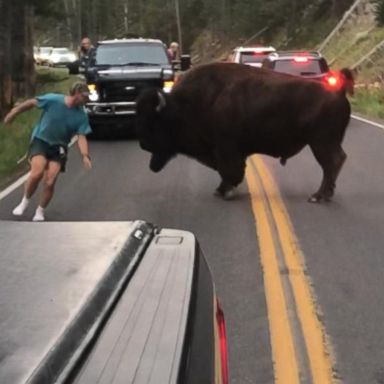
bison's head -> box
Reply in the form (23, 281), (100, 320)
(136, 89), (177, 172)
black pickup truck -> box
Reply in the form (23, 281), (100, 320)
(0, 221), (228, 384)
(77, 38), (190, 138)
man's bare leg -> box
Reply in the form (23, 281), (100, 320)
(33, 160), (61, 222)
(13, 155), (47, 216)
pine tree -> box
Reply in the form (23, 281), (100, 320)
(374, 0), (384, 26)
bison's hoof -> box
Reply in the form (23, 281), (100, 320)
(308, 195), (321, 203)
(223, 189), (236, 200)
(214, 187), (236, 200)
(308, 194), (332, 203)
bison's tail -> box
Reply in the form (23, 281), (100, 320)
(340, 68), (355, 96)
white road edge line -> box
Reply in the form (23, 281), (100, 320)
(351, 114), (384, 130)
(0, 137), (78, 201)
(0, 173), (30, 201)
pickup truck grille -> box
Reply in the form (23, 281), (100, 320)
(100, 80), (163, 102)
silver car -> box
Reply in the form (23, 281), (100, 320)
(231, 46), (276, 67)
(35, 46), (53, 65)
(47, 47), (77, 67)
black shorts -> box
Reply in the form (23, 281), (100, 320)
(29, 138), (68, 172)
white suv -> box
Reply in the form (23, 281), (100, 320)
(231, 46), (276, 67)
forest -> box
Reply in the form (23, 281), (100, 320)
(0, 0), (366, 116)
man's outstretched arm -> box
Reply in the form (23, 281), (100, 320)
(3, 99), (38, 124)
(77, 134), (92, 170)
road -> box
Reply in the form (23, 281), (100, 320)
(1, 116), (384, 384)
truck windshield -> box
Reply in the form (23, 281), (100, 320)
(94, 43), (170, 66)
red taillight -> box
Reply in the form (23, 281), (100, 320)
(293, 56), (309, 63)
(216, 298), (228, 384)
(324, 71), (343, 91)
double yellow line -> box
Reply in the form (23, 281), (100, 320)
(246, 155), (336, 384)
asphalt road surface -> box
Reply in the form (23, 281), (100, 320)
(1, 116), (384, 384)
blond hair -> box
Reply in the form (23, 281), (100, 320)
(69, 82), (89, 96)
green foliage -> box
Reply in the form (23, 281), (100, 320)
(32, 0), (355, 53)
(374, 0), (384, 26)
(32, 0), (59, 17)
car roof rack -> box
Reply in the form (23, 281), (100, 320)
(98, 38), (163, 45)
(273, 50), (322, 57)
(235, 46), (276, 51)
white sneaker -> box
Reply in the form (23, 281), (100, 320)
(12, 197), (30, 216)
(32, 206), (45, 222)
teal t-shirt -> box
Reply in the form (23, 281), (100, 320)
(31, 93), (92, 146)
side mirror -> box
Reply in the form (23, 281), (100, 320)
(180, 55), (191, 71)
(67, 60), (80, 75)
(171, 59), (181, 71)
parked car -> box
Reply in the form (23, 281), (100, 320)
(78, 38), (190, 138)
(0, 220), (228, 384)
(33, 46), (39, 63)
(47, 47), (77, 67)
(34, 46), (53, 65)
(260, 50), (349, 93)
(230, 46), (276, 67)
(261, 50), (337, 81)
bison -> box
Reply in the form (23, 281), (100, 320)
(136, 62), (354, 202)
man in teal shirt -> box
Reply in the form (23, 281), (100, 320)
(4, 82), (92, 222)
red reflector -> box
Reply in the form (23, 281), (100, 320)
(323, 71), (343, 91)
(216, 298), (228, 384)
(293, 57), (309, 63)
(327, 76), (338, 86)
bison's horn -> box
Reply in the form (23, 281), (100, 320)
(156, 91), (166, 112)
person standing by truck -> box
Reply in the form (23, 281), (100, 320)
(3, 82), (92, 222)
(167, 42), (180, 61)
(79, 37), (95, 72)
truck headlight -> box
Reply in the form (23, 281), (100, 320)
(89, 91), (99, 102)
(88, 84), (99, 101)
(163, 80), (174, 93)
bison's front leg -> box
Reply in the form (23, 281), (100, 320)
(214, 148), (246, 200)
(309, 144), (347, 203)
(149, 152), (174, 172)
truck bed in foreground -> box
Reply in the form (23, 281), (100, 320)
(0, 221), (227, 384)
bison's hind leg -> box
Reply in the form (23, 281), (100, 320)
(309, 143), (347, 203)
(214, 181), (236, 200)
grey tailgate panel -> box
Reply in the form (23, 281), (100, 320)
(72, 229), (196, 384)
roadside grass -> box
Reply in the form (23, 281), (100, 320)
(0, 67), (76, 186)
(351, 87), (384, 120)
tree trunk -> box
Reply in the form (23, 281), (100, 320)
(0, 0), (13, 115)
(8, 2), (36, 102)
(63, 0), (75, 49)
(24, 5), (36, 97)
(11, 1), (26, 97)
